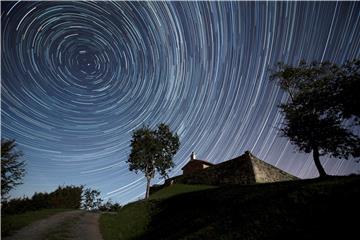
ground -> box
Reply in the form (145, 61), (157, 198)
(3, 176), (359, 240)
(3, 210), (103, 240)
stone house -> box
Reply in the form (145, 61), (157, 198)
(173, 151), (298, 186)
(150, 150), (297, 194)
(181, 152), (215, 175)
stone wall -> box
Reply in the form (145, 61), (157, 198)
(251, 157), (298, 183)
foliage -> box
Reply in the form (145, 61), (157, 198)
(2, 185), (83, 215)
(1, 138), (26, 200)
(82, 188), (103, 211)
(127, 123), (180, 199)
(98, 199), (122, 212)
(271, 59), (360, 177)
(49, 185), (84, 209)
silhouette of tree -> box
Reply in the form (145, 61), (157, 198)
(1, 138), (26, 200)
(82, 188), (102, 211)
(271, 59), (360, 177)
(128, 123), (180, 199)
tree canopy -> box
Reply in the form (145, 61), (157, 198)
(127, 123), (180, 199)
(1, 138), (26, 200)
(271, 59), (360, 177)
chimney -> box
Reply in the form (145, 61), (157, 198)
(245, 150), (252, 159)
(191, 152), (196, 160)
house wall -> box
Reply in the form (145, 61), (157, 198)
(182, 162), (210, 175)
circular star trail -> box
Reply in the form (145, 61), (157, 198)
(2, 1), (360, 203)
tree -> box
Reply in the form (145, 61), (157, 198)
(50, 185), (84, 209)
(82, 188), (103, 211)
(1, 138), (26, 200)
(327, 59), (360, 125)
(271, 59), (360, 177)
(127, 123), (180, 199)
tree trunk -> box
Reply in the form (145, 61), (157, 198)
(312, 145), (328, 178)
(145, 177), (151, 199)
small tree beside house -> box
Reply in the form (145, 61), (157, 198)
(127, 123), (180, 199)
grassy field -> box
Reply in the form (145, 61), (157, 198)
(1, 208), (72, 237)
(100, 175), (360, 240)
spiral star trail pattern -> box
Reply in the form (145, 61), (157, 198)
(1, 1), (360, 203)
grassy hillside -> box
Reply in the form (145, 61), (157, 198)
(100, 176), (360, 240)
(149, 184), (216, 200)
(100, 184), (214, 240)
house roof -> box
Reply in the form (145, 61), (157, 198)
(181, 159), (215, 170)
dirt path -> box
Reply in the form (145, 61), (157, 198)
(70, 212), (103, 240)
(3, 210), (103, 240)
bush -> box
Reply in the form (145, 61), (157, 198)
(98, 200), (122, 212)
(2, 185), (83, 215)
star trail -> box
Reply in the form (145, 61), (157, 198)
(1, 1), (360, 204)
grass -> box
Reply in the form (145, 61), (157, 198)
(100, 184), (214, 240)
(100, 176), (360, 240)
(1, 208), (72, 237)
(100, 200), (154, 240)
(149, 184), (216, 200)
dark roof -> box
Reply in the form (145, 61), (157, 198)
(181, 159), (215, 170)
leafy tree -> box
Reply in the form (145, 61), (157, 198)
(1, 138), (26, 200)
(325, 59), (360, 124)
(50, 185), (84, 209)
(271, 59), (360, 177)
(82, 188), (102, 211)
(128, 123), (180, 199)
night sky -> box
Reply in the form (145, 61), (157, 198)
(2, 1), (360, 204)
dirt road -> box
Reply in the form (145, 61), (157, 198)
(71, 212), (103, 240)
(3, 210), (103, 240)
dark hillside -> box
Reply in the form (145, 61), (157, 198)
(101, 176), (360, 240)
